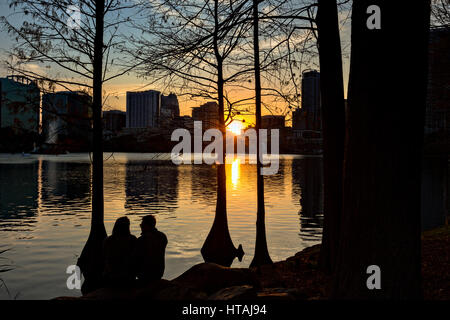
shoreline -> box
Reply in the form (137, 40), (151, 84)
(56, 224), (449, 300)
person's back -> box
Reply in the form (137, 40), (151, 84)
(133, 215), (168, 284)
(103, 217), (137, 287)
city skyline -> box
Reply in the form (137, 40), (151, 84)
(0, 2), (351, 122)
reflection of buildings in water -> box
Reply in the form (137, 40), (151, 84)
(263, 160), (286, 195)
(0, 159), (92, 230)
(189, 164), (217, 206)
(291, 157), (324, 242)
(0, 161), (39, 230)
(125, 162), (179, 215)
(41, 161), (91, 209)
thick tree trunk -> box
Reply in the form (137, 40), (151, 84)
(201, 72), (243, 267)
(333, 0), (430, 299)
(77, 0), (107, 295)
(250, 0), (273, 268)
(201, 0), (243, 266)
(316, 0), (346, 273)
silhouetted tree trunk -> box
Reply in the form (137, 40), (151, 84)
(333, 0), (431, 299)
(250, 0), (273, 268)
(201, 64), (242, 267)
(316, 0), (346, 273)
(3, 0), (137, 295)
(77, 0), (107, 294)
(201, 0), (244, 267)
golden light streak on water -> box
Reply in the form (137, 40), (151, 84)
(231, 158), (240, 187)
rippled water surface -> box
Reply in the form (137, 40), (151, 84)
(0, 153), (323, 299)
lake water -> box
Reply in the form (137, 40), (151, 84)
(0, 153), (323, 300)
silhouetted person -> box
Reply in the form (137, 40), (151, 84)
(103, 216), (137, 287)
(133, 215), (167, 285)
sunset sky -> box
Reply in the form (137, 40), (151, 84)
(0, 1), (350, 125)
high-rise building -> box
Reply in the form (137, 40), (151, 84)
(160, 93), (180, 127)
(301, 70), (321, 130)
(0, 75), (40, 133)
(292, 108), (307, 132)
(261, 115), (285, 129)
(302, 70), (321, 113)
(126, 90), (160, 128)
(103, 110), (126, 133)
(192, 101), (220, 130)
(42, 91), (92, 145)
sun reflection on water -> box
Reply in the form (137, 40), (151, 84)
(231, 158), (240, 187)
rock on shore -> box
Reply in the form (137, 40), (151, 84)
(54, 244), (327, 301)
(54, 226), (450, 300)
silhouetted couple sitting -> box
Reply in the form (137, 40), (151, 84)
(102, 215), (168, 288)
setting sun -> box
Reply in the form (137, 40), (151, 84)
(227, 121), (244, 135)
